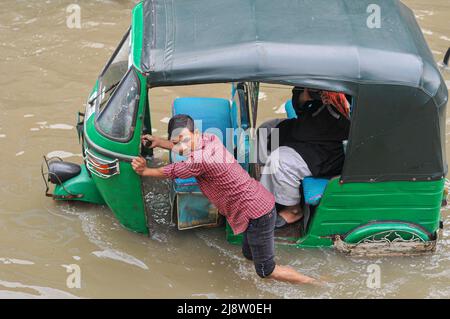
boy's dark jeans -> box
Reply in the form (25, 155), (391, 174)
(242, 207), (277, 278)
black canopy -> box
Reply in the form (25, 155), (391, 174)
(141, 0), (448, 182)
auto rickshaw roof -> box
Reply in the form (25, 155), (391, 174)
(140, 0), (448, 183)
(141, 0), (445, 100)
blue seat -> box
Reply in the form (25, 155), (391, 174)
(284, 99), (297, 119)
(173, 97), (233, 146)
(170, 97), (235, 230)
(171, 97), (234, 192)
(302, 177), (330, 206)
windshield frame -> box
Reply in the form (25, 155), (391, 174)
(100, 27), (131, 78)
(94, 67), (141, 143)
(96, 27), (132, 116)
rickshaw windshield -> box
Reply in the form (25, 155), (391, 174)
(96, 69), (139, 142)
(98, 29), (131, 113)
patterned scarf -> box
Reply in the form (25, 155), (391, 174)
(320, 91), (351, 119)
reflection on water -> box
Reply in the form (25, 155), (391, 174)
(0, 279), (79, 299)
(46, 150), (82, 159)
(0, 0), (449, 298)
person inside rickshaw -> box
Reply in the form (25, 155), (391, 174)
(259, 87), (351, 228)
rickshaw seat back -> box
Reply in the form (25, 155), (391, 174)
(169, 97), (235, 230)
(171, 97), (235, 192)
(172, 97), (234, 147)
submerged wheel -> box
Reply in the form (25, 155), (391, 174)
(343, 222), (432, 244)
(334, 222), (437, 256)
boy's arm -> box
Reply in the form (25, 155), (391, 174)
(142, 167), (167, 178)
(142, 135), (174, 151)
(131, 157), (168, 179)
(154, 138), (174, 151)
(131, 156), (204, 179)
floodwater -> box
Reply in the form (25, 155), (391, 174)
(0, 0), (449, 298)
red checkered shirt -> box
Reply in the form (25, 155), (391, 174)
(163, 133), (275, 235)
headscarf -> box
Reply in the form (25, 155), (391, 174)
(320, 91), (351, 119)
(292, 87), (350, 119)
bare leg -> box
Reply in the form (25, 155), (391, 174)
(279, 204), (303, 224)
(268, 265), (317, 285)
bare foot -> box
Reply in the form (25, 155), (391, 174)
(279, 205), (303, 224)
(268, 265), (318, 285)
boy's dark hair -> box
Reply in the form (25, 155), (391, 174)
(168, 114), (195, 139)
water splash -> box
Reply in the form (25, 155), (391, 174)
(0, 258), (34, 265)
(46, 150), (81, 159)
(92, 249), (149, 270)
(60, 206), (149, 271)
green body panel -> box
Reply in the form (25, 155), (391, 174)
(226, 223), (243, 245)
(226, 178), (444, 248)
(87, 149), (148, 234)
(54, 164), (105, 205)
(84, 71), (149, 235)
(73, 5), (149, 234)
(131, 2), (144, 72)
(300, 178), (443, 247)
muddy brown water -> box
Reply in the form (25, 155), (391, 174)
(0, 0), (449, 298)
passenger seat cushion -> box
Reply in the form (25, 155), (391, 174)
(174, 177), (201, 192)
(302, 177), (330, 206)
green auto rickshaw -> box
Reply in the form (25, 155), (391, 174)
(42, 0), (448, 256)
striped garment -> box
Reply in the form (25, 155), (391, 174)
(163, 133), (275, 234)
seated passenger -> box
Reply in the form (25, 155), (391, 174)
(260, 87), (351, 228)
